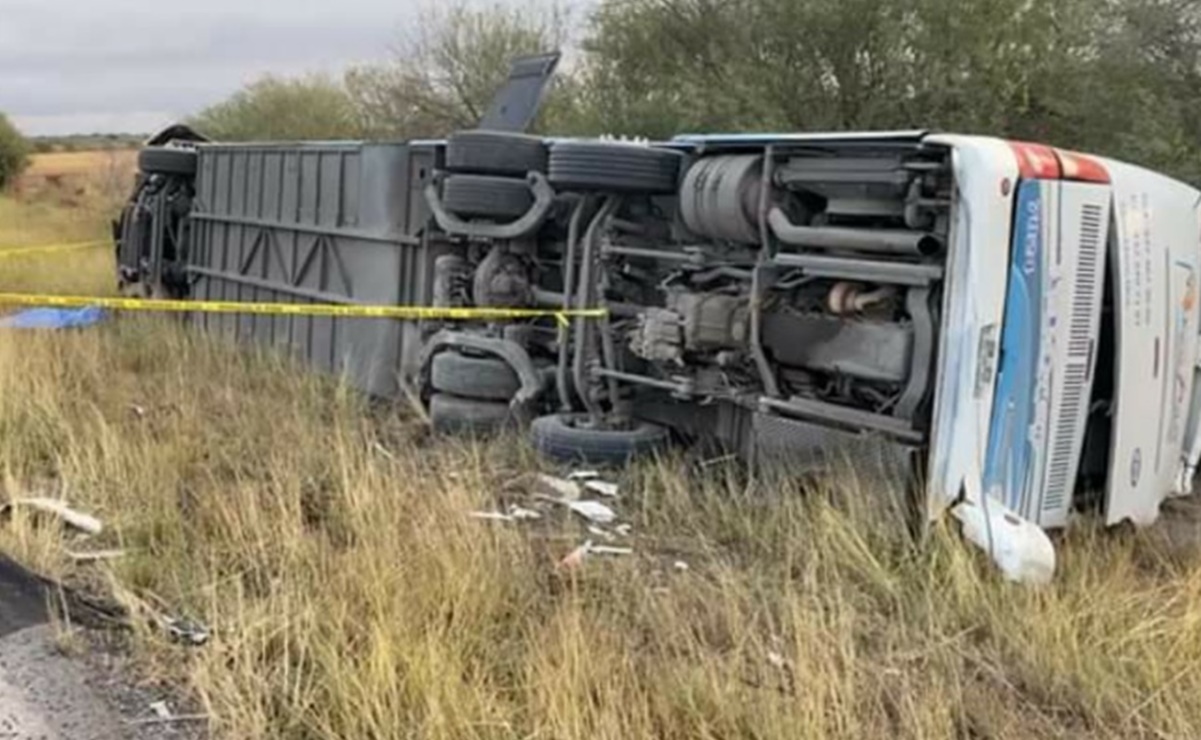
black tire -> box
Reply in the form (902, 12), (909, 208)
(530, 413), (670, 465)
(138, 147), (198, 177)
(548, 142), (684, 194)
(431, 351), (520, 401)
(446, 130), (548, 176)
(442, 175), (533, 220)
(429, 394), (513, 436)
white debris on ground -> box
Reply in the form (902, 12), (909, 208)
(589, 545), (633, 557)
(556, 542), (634, 571)
(111, 585), (211, 648)
(562, 500), (617, 525)
(583, 480), (620, 498)
(470, 470), (694, 575)
(128, 699), (208, 728)
(535, 474), (583, 501)
(66, 549), (127, 563)
(587, 525), (618, 541)
(469, 511), (520, 523)
(507, 506), (542, 521)
(2, 498), (104, 536)
(469, 505), (544, 523)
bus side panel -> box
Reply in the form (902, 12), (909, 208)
(1104, 161), (1201, 525)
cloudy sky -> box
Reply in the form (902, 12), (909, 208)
(1, 0), (581, 137)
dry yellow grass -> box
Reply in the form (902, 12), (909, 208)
(0, 194), (108, 250)
(2, 163), (1201, 739)
(0, 150), (129, 296)
(24, 150), (138, 179)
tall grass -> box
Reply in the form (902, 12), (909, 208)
(2, 163), (1201, 738)
(1, 317), (1200, 738)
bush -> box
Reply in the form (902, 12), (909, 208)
(188, 74), (363, 142)
(0, 113), (30, 190)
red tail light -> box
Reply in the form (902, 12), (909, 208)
(1009, 142), (1062, 180)
(1008, 141), (1111, 184)
(1055, 150), (1111, 184)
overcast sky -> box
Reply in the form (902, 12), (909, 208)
(1, 0), (582, 137)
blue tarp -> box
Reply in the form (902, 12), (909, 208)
(0, 307), (105, 329)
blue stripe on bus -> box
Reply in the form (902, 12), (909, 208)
(983, 180), (1044, 511)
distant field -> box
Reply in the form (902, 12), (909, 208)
(0, 150), (124, 295)
(15, 149), (137, 216)
(23, 149), (137, 180)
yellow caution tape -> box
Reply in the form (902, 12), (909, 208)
(0, 293), (605, 327)
(0, 240), (109, 260)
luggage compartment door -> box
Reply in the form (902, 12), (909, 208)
(1104, 163), (1201, 525)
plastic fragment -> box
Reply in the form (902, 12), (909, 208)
(149, 701), (172, 719)
(469, 511), (516, 522)
(584, 480), (619, 498)
(470, 505), (543, 523)
(586, 525), (616, 541)
(954, 469), (1056, 585)
(565, 500), (617, 524)
(507, 505), (543, 521)
(557, 540), (633, 570)
(66, 548), (127, 562)
(165, 617), (210, 646)
(537, 474), (583, 501)
(589, 545), (633, 557)
(372, 442), (397, 461)
(3, 498), (103, 535)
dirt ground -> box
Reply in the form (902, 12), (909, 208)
(0, 555), (205, 739)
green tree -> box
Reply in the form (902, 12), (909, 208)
(575, 0), (1201, 182)
(578, 0), (1080, 135)
(0, 113), (30, 190)
(189, 74), (362, 141)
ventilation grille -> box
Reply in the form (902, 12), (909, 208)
(1068, 204), (1104, 357)
(1042, 203), (1105, 514)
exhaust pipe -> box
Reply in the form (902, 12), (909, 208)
(768, 208), (943, 257)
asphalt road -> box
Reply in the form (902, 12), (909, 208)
(0, 556), (47, 638)
(0, 556), (127, 739)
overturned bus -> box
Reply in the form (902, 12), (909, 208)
(115, 56), (1201, 582)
